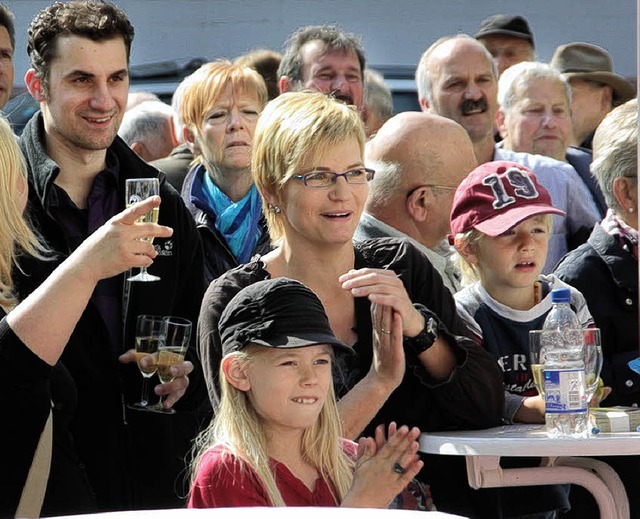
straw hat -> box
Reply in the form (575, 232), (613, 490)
(550, 42), (634, 103)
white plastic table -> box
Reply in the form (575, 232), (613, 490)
(419, 424), (640, 519)
(51, 507), (467, 519)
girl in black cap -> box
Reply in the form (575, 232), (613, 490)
(189, 278), (423, 508)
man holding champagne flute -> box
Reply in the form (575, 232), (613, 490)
(15, 0), (207, 513)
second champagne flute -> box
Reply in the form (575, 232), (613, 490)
(128, 314), (163, 410)
(150, 316), (192, 414)
(125, 177), (160, 282)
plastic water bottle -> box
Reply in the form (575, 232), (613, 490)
(541, 288), (588, 438)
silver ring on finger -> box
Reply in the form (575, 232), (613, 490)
(380, 327), (392, 335)
(392, 462), (406, 475)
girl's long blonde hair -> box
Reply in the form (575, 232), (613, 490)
(0, 116), (48, 309)
(191, 346), (354, 506)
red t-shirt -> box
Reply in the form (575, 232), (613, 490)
(188, 440), (357, 508)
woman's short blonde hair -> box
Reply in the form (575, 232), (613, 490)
(180, 60), (268, 163)
(251, 91), (366, 243)
(0, 116), (48, 309)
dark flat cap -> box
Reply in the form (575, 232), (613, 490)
(219, 278), (352, 356)
(475, 14), (534, 48)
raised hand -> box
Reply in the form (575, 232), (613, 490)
(341, 422), (423, 508)
(340, 268), (425, 338)
(72, 196), (172, 283)
(369, 302), (405, 391)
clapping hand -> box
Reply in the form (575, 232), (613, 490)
(340, 268), (425, 338)
(369, 302), (405, 391)
(341, 422), (423, 508)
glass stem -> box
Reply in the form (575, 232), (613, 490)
(141, 377), (150, 406)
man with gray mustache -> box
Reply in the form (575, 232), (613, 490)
(416, 34), (599, 273)
(278, 25), (364, 113)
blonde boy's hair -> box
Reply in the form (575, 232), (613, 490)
(452, 228), (485, 286)
(0, 116), (48, 309)
(251, 91), (366, 244)
(190, 345), (354, 506)
(453, 214), (554, 286)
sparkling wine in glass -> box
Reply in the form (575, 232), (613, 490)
(583, 328), (603, 404)
(128, 315), (163, 410)
(529, 329), (555, 398)
(126, 177), (160, 282)
(529, 328), (603, 403)
(150, 316), (192, 414)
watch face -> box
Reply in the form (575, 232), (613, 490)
(427, 317), (438, 337)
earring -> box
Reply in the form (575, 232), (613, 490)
(629, 207), (635, 213)
(270, 204), (281, 214)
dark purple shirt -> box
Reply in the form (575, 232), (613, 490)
(49, 151), (122, 351)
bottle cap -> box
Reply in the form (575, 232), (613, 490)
(550, 288), (571, 303)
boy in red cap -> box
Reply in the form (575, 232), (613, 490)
(450, 160), (594, 422)
(450, 160), (596, 518)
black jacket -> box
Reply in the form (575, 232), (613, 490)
(13, 113), (209, 514)
(151, 143), (194, 192)
(0, 312), (97, 518)
(198, 237), (504, 429)
(181, 165), (271, 285)
(565, 146), (607, 218)
(555, 223), (640, 406)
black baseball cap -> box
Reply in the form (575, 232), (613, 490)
(219, 278), (353, 355)
(475, 14), (535, 48)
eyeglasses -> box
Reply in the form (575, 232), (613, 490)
(406, 183), (457, 199)
(292, 167), (375, 188)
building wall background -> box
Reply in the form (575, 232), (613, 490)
(8, 0), (637, 86)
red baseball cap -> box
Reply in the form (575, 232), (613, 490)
(450, 161), (565, 237)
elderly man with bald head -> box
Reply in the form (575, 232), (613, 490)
(416, 34), (600, 272)
(354, 112), (477, 293)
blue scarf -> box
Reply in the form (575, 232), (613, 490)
(197, 165), (263, 263)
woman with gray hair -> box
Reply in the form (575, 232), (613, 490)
(554, 95), (639, 519)
(555, 98), (639, 407)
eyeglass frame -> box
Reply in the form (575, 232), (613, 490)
(291, 167), (375, 188)
(406, 183), (458, 199)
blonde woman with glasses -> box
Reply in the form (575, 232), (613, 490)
(198, 92), (504, 511)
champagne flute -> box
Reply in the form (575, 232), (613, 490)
(125, 177), (160, 282)
(128, 315), (163, 410)
(528, 329), (560, 398)
(583, 328), (603, 404)
(529, 328), (603, 403)
(150, 316), (192, 414)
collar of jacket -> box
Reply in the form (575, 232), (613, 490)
(19, 111), (166, 210)
(590, 223), (638, 290)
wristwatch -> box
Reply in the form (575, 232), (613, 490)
(404, 305), (440, 355)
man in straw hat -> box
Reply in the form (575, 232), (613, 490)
(551, 42), (635, 149)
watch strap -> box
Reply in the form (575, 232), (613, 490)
(403, 304), (441, 355)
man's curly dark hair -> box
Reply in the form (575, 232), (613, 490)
(27, 1), (134, 92)
(278, 25), (365, 85)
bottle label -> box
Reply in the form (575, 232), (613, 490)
(544, 368), (587, 413)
